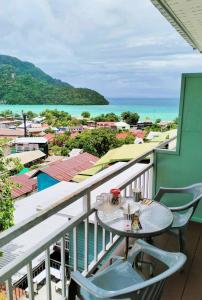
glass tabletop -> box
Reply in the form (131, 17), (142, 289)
(96, 199), (173, 238)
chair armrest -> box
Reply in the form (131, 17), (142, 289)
(71, 271), (115, 298)
(129, 239), (186, 268)
(154, 187), (189, 202)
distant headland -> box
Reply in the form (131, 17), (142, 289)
(0, 54), (109, 105)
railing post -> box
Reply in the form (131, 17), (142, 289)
(61, 236), (67, 298)
(27, 262), (34, 300)
(148, 152), (154, 198)
(83, 192), (90, 272)
(45, 247), (52, 300)
(6, 278), (13, 300)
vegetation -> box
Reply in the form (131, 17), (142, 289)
(64, 128), (121, 157)
(121, 111), (140, 125)
(81, 111), (90, 118)
(0, 55), (109, 105)
(93, 113), (120, 122)
(0, 149), (22, 231)
(40, 109), (72, 127)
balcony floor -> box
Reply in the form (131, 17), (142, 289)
(153, 221), (202, 300)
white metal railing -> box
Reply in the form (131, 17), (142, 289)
(0, 138), (176, 300)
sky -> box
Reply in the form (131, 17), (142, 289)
(1, 0), (202, 98)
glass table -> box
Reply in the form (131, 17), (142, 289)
(96, 198), (173, 258)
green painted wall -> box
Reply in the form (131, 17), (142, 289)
(154, 73), (202, 223)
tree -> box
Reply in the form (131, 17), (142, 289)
(155, 118), (161, 124)
(65, 128), (120, 157)
(0, 151), (19, 230)
(81, 111), (90, 118)
(121, 111), (139, 125)
(26, 110), (38, 120)
(93, 113), (120, 122)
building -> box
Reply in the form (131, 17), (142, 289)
(0, 119), (19, 129)
(96, 122), (115, 128)
(33, 152), (99, 191)
(6, 150), (46, 167)
(113, 121), (130, 130)
(13, 137), (48, 156)
(0, 128), (24, 138)
(11, 174), (37, 200)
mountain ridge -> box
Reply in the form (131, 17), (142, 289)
(0, 54), (108, 105)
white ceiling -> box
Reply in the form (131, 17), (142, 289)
(151, 0), (202, 52)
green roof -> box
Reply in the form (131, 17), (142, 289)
(17, 167), (29, 175)
(73, 143), (158, 182)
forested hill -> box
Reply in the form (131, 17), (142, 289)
(0, 55), (109, 105)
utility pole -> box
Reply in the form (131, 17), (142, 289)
(22, 110), (27, 137)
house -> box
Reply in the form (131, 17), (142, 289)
(113, 121), (130, 130)
(11, 174), (37, 200)
(33, 152), (99, 191)
(73, 143), (159, 182)
(13, 137), (48, 156)
(86, 120), (96, 127)
(27, 127), (45, 137)
(44, 133), (55, 142)
(6, 150), (46, 167)
(129, 129), (145, 139)
(137, 120), (153, 129)
(68, 148), (83, 157)
(0, 119), (19, 129)
(96, 122), (115, 128)
(0, 128), (24, 138)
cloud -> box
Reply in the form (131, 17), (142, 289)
(0, 0), (202, 97)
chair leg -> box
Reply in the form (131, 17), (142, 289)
(179, 229), (186, 254)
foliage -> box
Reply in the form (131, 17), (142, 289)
(155, 118), (161, 124)
(81, 111), (90, 118)
(52, 132), (70, 147)
(65, 128), (121, 157)
(0, 149), (16, 231)
(40, 109), (72, 127)
(121, 111), (139, 125)
(93, 113), (120, 122)
(26, 110), (38, 120)
(0, 55), (109, 105)
(50, 145), (64, 156)
(0, 109), (13, 117)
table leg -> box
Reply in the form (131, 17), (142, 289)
(125, 237), (129, 259)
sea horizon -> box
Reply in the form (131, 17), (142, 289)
(0, 97), (180, 121)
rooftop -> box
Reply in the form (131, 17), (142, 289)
(6, 150), (46, 165)
(14, 137), (48, 144)
(151, 0), (202, 52)
(11, 174), (37, 199)
(0, 129), (24, 137)
(36, 152), (99, 182)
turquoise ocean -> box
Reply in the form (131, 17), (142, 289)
(0, 98), (179, 121)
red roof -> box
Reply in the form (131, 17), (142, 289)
(39, 152), (99, 182)
(11, 174), (37, 199)
(116, 132), (129, 139)
(45, 133), (55, 142)
(130, 129), (145, 139)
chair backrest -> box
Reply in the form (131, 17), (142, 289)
(126, 239), (186, 300)
(181, 183), (202, 212)
(70, 240), (186, 300)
